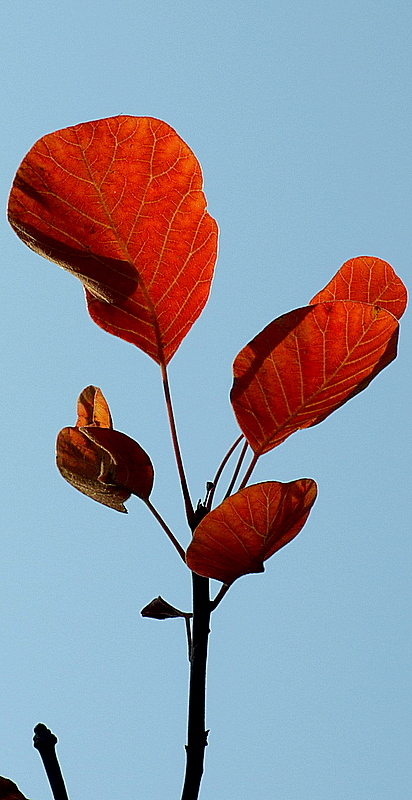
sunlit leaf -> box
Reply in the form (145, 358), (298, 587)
(0, 778), (30, 800)
(8, 116), (218, 365)
(231, 301), (398, 455)
(56, 386), (153, 511)
(186, 480), (317, 584)
(76, 385), (112, 427)
(310, 256), (407, 319)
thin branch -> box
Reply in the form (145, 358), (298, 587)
(33, 724), (69, 800)
(223, 439), (249, 499)
(206, 434), (244, 511)
(210, 583), (230, 611)
(161, 363), (196, 528)
(238, 451), (260, 489)
(144, 498), (186, 561)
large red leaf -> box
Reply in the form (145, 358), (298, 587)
(231, 301), (398, 455)
(7, 116), (218, 365)
(56, 386), (154, 511)
(310, 256), (407, 319)
(186, 480), (317, 584)
(0, 778), (29, 800)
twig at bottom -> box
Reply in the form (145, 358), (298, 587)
(33, 724), (69, 800)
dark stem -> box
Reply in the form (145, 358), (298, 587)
(223, 439), (249, 499)
(33, 724), (69, 800)
(144, 497), (186, 560)
(238, 451), (259, 489)
(161, 363), (196, 528)
(206, 435), (244, 511)
(210, 583), (230, 610)
(181, 572), (211, 800)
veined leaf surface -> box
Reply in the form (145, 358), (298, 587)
(186, 480), (317, 584)
(231, 301), (398, 455)
(8, 116), (218, 364)
(310, 256), (407, 319)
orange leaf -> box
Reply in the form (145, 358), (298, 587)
(56, 386), (153, 511)
(7, 116), (218, 365)
(186, 480), (317, 584)
(310, 256), (407, 319)
(231, 301), (398, 455)
(76, 385), (112, 427)
(0, 778), (30, 800)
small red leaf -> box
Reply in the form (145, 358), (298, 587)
(56, 386), (153, 510)
(76, 385), (112, 428)
(231, 301), (398, 455)
(186, 480), (317, 584)
(8, 116), (218, 365)
(0, 777), (30, 800)
(310, 256), (407, 320)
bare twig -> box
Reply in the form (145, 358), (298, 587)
(33, 724), (69, 800)
(210, 583), (230, 610)
(206, 435), (244, 511)
(144, 498), (186, 560)
(223, 439), (249, 499)
(238, 451), (259, 489)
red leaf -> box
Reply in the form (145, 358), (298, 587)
(310, 256), (407, 319)
(231, 301), (398, 455)
(56, 386), (153, 511)
(7, 116), (218, 365)
(186, 480), (317, 584)
(0, 778), (30, 800)
(81, 427), (154, 500)
(56, 427), (130, 512)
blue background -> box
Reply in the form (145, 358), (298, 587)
(1, 1), (411, 798)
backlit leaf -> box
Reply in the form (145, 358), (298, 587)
(231, 301), (398, 455)
(0, 778), (30, 800)
(56, 427), (130, 512)
(56, 386), (153, 511)
(8, 116), (218, 365)
(81, 426), (154, 500)
(186, 480), (317, 584)
(76, 385), (112, 427)
(310, 256), (407, 319)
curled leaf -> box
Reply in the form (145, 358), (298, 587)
(186, 479), (317, 584)
(81, 427), (154, 500)
(310, 256), (407, 320)
(8, 116), (218, 365)
(76, 385), (112, 427)
(231, 301), (398, 455)
(141, 596), (191, 620)
(56, 386), (153, 511)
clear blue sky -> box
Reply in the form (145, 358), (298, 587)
(1, 1), (411, 798)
